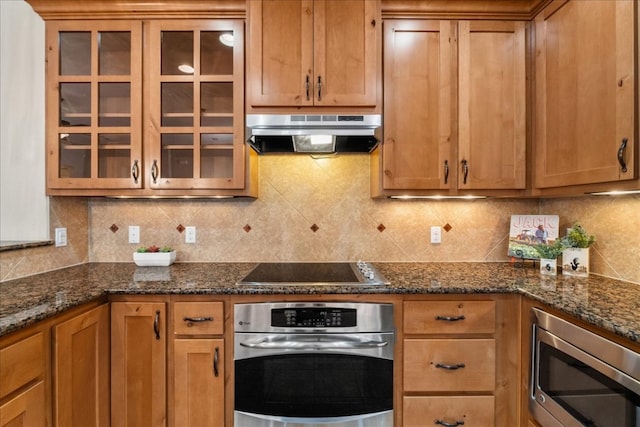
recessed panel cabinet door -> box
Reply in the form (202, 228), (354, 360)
(173, 339), (224, 427)
(382, 20), (453, 190)
(458, 21), (526, 190)
(54, 304), (110, 427)
(534, 0), (636, 188)
(111, 302), (166, 427)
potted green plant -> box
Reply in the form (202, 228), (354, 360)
(534, 240), (566, 276)
(561, 223), (595, 277)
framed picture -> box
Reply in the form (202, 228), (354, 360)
(508, 215), (560, 259)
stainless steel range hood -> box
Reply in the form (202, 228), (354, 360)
(246, 114), (381, 154)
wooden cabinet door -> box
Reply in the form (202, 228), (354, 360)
(313, 0), (378, 106)
(53, 304), (110, 427)
(45, 20), (143, 191)
(111, 302), (166, 427)
(146, 20), (246, 190)
(248, 0), (314, 107)
(458, 21), (526, 190)
(173, 339), (224, 427)
(534, 0), (636, 188)
(0, 382), (46, 427)
(382, 20), (454, 190)
(248, 0), (378, 107)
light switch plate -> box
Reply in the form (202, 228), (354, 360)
(55, 227), (67, 247)
(185, 226), (196, 244)
(430, 226), (442, 244)
(128, 226), (140, 244)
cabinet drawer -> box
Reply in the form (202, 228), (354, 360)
(403, 396), (495, 427)
(173, 302), (223, 336)
(403, 339), (495, 392)
(404, 301), (495, 335)
(0, 332), (45, 399)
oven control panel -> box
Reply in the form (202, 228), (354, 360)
(271, 307), (357, 328)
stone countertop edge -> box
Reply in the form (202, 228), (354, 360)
(0, 262), (638, 343)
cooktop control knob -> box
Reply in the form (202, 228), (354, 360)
(356, 261), (375, 281)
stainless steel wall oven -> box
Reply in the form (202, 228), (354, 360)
(530, 308), (640, 427)
(234, 302), (395, 427)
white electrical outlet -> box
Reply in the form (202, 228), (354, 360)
(55, 227), (67, 247)
(128, 226), (140, 244)
(185, 226), (196, 244)
(430, 226), (442, 244)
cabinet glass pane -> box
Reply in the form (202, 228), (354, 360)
(201, 83), (233, 127)
(99, 32), (131, 75)
(99, 134), (131, 178)
(161, 31), (194, 75)
(201, 31), (234, 75)
(201, 133), (233, 178)
(161, 83), (193, 126)
(99, 83), (131, 127)
(60, 83), (91, 126)
(60, 32), (91, 75)
(162, 134), (193, 178)
(59, 133), (91, 178)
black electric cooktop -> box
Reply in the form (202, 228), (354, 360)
(237, 262), (388, 286)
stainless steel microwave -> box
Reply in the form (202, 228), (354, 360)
(530, 308), (640, 427)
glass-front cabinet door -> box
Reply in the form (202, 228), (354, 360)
(46, 21), (142, 190)
(147, 20), (245, 190)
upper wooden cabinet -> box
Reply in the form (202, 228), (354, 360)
(41, 14), (255, 197)
(533, 0), (637, 192)
(375, 19), (526, 196)
(248, 0), (380, 108)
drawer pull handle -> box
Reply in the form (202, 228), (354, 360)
(435, 315), (466, 322)
(183, 316), (213, 323)
(435, 419), (465, 427)
(213, 347), (220, 377)
(435, 363), (465, 370)
(618, 138), (628, 173)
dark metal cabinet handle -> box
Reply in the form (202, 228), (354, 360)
(618, 138), (628, 173)
(213, 347), (220, 377)
(305, 75), (310, 101)
(435, 315), (466, 322)
(317, 75), (322, 101)
(183, 316), (213, 323)
(444, 160), (449, 184)
(151, 160), (159, 184)
(461, 159), (469, 184)
(131, 160), (139, 183)
(435, 419), (465, 426)
(153, 310), (160, 340)
(435, 363), (465, 370)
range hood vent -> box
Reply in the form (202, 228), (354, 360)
(246, 114), (381, 154)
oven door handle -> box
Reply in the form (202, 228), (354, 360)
(238, 334), (389, 350)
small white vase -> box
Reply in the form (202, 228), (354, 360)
(562, 247), (589, 277)
(539, 258), (557, 276)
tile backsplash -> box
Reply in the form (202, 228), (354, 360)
(1, 155), (638, 283)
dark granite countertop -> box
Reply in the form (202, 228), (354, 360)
(1, 262), (638, 343)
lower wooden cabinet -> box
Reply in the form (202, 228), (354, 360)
(53, 304), (110, 427)
(403, 395), (495, 427)
(111, 301), (167, 427)
(173, 339), (224, 427)
(170, 300), (225, 427)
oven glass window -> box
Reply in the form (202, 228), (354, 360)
(539, 342), (640, 427)
(235, 354), (393, 417)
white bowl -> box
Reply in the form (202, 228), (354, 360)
(133, 251), (176, 267)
